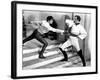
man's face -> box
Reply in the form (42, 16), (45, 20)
(74, 16), (79, 24)
(48, 19), (53, 24)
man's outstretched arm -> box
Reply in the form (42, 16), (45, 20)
(42, 21), (64, 34)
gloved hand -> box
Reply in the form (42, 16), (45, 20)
(63, 31), (71, 36)
(63, 31), (69, 34)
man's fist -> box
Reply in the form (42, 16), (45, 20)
(63, 31), (71, 36)
(63, 31), (69, 34)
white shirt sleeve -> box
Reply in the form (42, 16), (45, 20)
(42, 21), (64, 33)
(78, 25), (87, 40)
(65, 19), (74, 27)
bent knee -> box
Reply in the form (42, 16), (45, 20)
(44, 42), (48, 47)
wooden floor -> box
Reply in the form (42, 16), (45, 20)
(22, 38), (91, 70)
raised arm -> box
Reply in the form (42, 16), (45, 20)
(30, 21), (42, 26)
(42, 21), (64, 34)
(49, 26), (64, 33)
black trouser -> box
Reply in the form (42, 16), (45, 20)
(42, 31), (57, 40)
(77, 49), (86, 66)
(23, 29), (48, 56)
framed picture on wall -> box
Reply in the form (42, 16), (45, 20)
(11, 1), (98, 79)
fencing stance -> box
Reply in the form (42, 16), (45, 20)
(23, 16), (64, 59)
(59, 15), (87, 66)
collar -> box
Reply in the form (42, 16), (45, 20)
(75, 23), (80, 25)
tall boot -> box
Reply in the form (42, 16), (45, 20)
(59, 48), (68, 61)
(39, 49), (46, 59)
(77, 50), (86, 66)
(39, 53), (46, 59)
(38, 43), (47, 59)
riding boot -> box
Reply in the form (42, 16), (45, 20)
(39, 53), (46, 59)
(77, 49), (86, 66)
(59, 48), (68, 61)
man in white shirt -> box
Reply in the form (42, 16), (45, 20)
(59, 15), (87, 66)
(23, 16), (64, 59)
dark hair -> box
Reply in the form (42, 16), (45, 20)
(75, 15), (81, 22)
(46, 16), (53, 21)
(50, 19), (57, 28)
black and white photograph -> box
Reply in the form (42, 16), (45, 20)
(11, 1), (97, 79)
(22, 10), (90, 69)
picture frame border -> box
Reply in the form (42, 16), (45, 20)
(11, 1), (98, 79)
